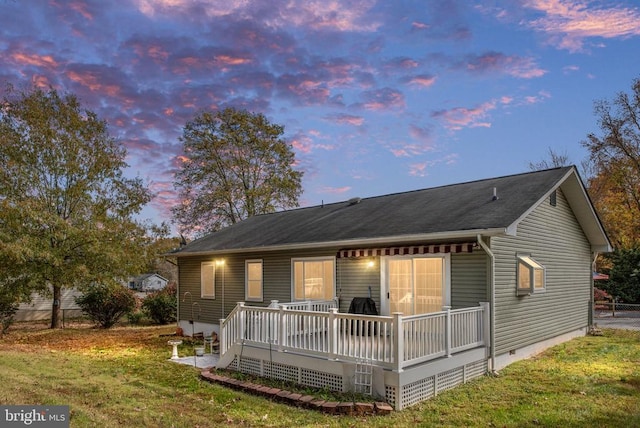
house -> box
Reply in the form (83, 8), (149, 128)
(15, 287), (83, 322)
(128, 273), (169, 292)
(172, 166), (611, 409)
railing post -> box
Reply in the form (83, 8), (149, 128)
(444, 306), (452, 357)
(479, 302), (490, 349)
(219, 318), (226, 354)
(269, 300), (279, 308)
(393, 312), (403, 372)
(278, 305), (286, 352)
(238, 302), (246, 345)
(328, 308), (338, 360)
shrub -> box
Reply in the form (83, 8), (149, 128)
(142, 282), (177, 325)
(75, 284), (136, 328)
(594, 287), (611, 302)
(127, 295), (145, 325)
(0, 292), (19, 336)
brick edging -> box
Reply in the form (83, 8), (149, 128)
(200, 370), (393, 415)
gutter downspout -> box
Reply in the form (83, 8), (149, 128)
(477, 234), (496, 372)
(590, 252), (599, 327)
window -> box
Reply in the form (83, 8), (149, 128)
(293, 258), (335, 301)
(387, 256), (448, 315)
(201, 261), (215, 298)
(245, 260), (263, 302)
(517, 255), (545, 295)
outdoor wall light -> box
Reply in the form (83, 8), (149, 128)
(367, 259), (375, 268)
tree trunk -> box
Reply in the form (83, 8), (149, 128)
(50, 285), (62, 329)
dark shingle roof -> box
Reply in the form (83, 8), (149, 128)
(174, 167), (581, 255)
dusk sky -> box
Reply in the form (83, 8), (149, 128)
(2, 1), (640, 231)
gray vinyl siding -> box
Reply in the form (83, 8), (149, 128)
(450, 250), (488, 309)
(178, 247), (489, 322)
(491, 188), (592, 356)
(337, 257), (381, 314)
(177, 247), (341, 324)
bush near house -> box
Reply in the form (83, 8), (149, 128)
(142, 282), (177, 325)
(594, 287), (612, 309)
(75, 284), (136, 328)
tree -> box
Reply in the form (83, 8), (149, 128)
(173, 107), (303, 236)
(528, 147), (571, 171)
(600, 248), (640, 303)
(583, 77), (640, 248)
(0, 85), (153, 328)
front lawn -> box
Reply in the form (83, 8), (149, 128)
(0, 323), (638, 427)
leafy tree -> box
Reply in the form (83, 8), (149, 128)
(583, 77), (640, 248)
(173, 107), (303, 236)
(143, 235), (180, 283)
(0, 85), (154, 328)
(75, 283), (137, 328)
(600, 248), (640, 303)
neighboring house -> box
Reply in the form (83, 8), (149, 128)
(172, 166), (610, 409)
(15, 287), (83, 322)
(128, 273), (169, 292)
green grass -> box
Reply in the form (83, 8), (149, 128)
(0, 324), (638, 427)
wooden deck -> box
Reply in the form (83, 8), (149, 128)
(220, 301), (489, 371)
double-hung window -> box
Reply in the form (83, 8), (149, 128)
(517, 255), (545, 295)
(245, 260), (263, 302)
(201, 261), (215, 299)
(292, 257), (335, 301)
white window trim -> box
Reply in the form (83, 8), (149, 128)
(291, 256), (336, 301)
(245, 259), (264, 302)
(201, 261), (216, 299)
(379, 253), (451, 316)
(516, 254), (546, 296)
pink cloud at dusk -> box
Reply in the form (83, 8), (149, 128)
(359, 88), (405, 111)
(462, 52), (547, 79)
(326, 113), (365, 127)
(431, 101), (498, 131)
(408, 75), (437, 88)
(319, 186), (352, 195)
(523, 0), (640, 52)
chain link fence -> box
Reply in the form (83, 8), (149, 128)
(594, 302), (640, 330)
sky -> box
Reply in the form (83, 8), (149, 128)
(1, 0), (640, 232)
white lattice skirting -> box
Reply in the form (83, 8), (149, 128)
(225, 347), (487, 410)
(386, 359), (487, 409)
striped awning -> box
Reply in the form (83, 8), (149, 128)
(338, 242), (476, 258)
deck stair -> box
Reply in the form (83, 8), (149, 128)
(354, 359), (373, 395)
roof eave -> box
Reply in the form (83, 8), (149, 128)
(170, 228), (509, 257)
(504, 167), (612, 253)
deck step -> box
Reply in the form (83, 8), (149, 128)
(354, 359), (373, 396)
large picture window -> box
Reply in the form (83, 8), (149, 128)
(201, 261), (215, 299)
(293, 258), (335, 301)
(245, 259), (263, 302)
(517, 255), (545, 295)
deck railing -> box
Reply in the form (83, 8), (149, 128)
(220, 301), (489, 371)
(268, 298), (339, 312)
